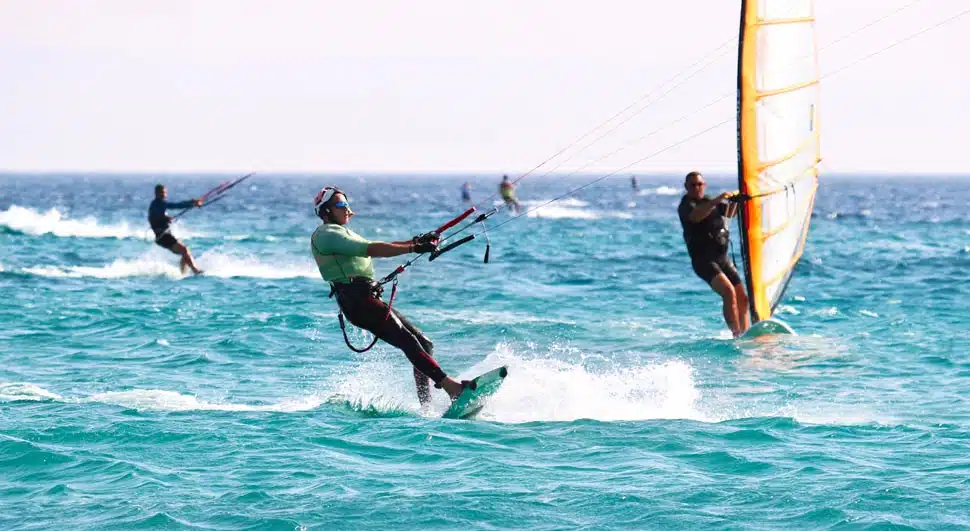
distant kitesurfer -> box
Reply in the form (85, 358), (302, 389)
(148, 184), (203, 275)
(310, 186), (467, 407)
(461, 181), (472, 202)
(499, 175), (520, 214)
(631, 175), (639, 192)
(677, 171), (750, 337)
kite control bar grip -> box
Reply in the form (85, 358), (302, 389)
(200, 195), (228, 208)
(436, 207), (476, 234)
(429, 235), (475, 262)
(379, 265), (407, 284)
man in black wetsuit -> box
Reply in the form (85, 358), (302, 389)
(677, 171), (750, 337)
(148, 184), (203, 275)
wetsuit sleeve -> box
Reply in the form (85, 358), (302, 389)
(167, 199), (195, 209)
(678, 199), (696, 225)
(313, 228), (371, 257)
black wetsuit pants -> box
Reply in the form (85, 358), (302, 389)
(691, 251), (743, 287)
(332, 280), (447, 385)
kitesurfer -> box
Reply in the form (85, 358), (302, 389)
(148, 184), (203, 275)
(309, 186), (467, 406)
(499, 175), (521, 214)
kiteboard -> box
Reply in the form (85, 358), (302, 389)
(442, 366), (508, 420)
(741, 318), (796, 339)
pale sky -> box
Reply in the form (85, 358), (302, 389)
(1, 0), (967, 174)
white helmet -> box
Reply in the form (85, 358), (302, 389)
(313, 186), (343, 218)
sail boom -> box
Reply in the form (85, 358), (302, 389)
(759, 175), (819, 240)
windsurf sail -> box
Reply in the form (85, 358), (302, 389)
(736, 1), (821, 323)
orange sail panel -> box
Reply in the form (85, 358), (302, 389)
(737, 0), (821, 323)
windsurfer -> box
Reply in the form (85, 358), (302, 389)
(677, 171), (750, 337)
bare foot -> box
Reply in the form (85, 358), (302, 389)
(438, 377), (465, 400)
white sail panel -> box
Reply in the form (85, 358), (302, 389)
(737, 0), (821, 322)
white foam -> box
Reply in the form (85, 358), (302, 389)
(477, 355), (704, 423)
(526, 205), (599, 220)
(25, 256), (183, 279)
(324, 344), (708, 423)
(515, 198), (588, 208)
(639, 186), (680, 196)
(22, 250), (318, 280)
(415, 308), (576, 326)
(788, 404), (897, 427)
(0, 205), (201, 240)
(519, 198), (634, 220)
(0, 382), (63, 402)
(223, 234), (280, 242)
(326, 358), (418, 414)
(87, 389), (324, 413)
(195, 250), (318, 279)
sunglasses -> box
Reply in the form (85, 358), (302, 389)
(689, 182), (706, 187)
(332, 201), (350, 209)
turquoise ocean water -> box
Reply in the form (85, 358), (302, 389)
(1, 173), (968, 530)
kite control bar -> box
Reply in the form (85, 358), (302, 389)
(436, 207), (476, 233)
(429, 206), (501, 262)
(380, 205), (500, 283)
(173, 173), (253, 220)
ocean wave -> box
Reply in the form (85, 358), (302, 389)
(20, 250), (318, 280)
(87, 389), (324, 412)
(323, 344), (706, 423)
(412, 308), (578, 326)
(517, 198), (589, 208)
(222, 234), (286, 242)
(638, 186), (680, 196)
(0, 382), (64, 402)
(0, 381), (323, 412)
(471, 348), (704, 423)
(194, 251), (318, 279)
(0, 205), (201, 240)
(24, 259), (183, 279)
(526, 205), (600, 220)
(519, 199), (634, 220)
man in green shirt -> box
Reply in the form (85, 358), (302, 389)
(310, 186), (466, 406)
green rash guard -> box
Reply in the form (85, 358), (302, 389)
(310, 223), (375, 283)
